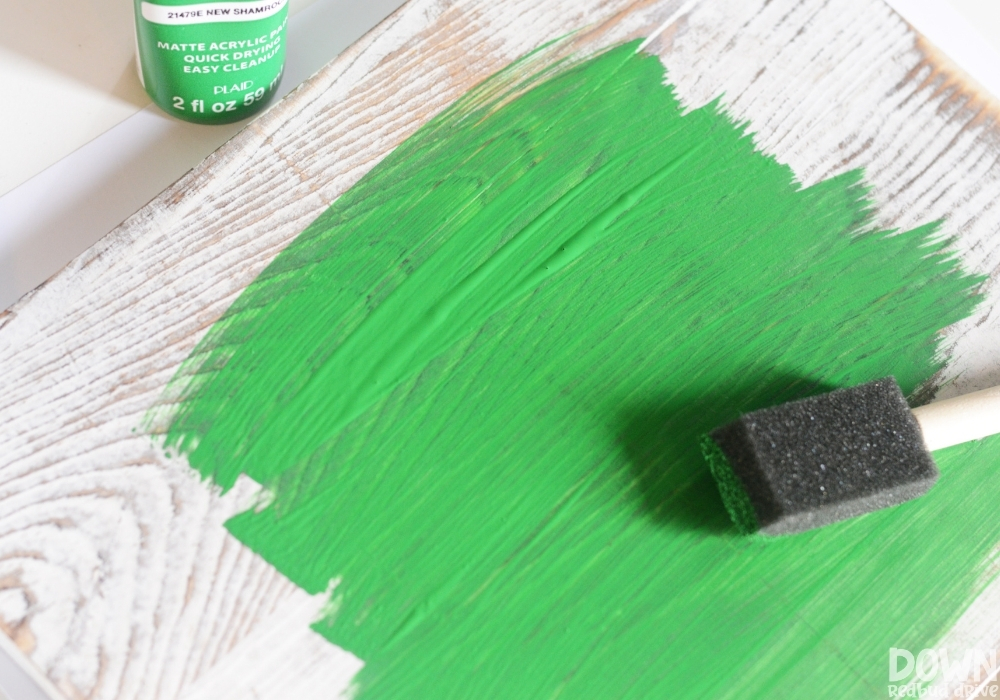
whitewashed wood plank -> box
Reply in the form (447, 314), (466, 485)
(2, 0), (1000, 696)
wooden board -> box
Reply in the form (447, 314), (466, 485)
(2, 0), (1000, 697)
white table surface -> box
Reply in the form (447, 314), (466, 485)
(0, 0), (997, 698)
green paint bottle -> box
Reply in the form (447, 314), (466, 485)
(133, 0), (288, 124)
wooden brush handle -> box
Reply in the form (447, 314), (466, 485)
(911, 386), (1000, 451)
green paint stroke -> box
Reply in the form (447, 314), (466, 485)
(161, 42), (997, 698)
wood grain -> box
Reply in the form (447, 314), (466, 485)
(2, 0), (1000, 697)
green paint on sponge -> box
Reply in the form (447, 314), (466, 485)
(700, 434), (759, 535)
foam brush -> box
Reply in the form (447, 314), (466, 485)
(701, 378), (1000, 535)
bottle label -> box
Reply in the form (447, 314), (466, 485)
(133, 0), (288, 124)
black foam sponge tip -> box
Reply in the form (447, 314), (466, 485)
(701, 377), (938, 535)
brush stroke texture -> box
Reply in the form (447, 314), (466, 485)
(160, 43), (993, 697)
